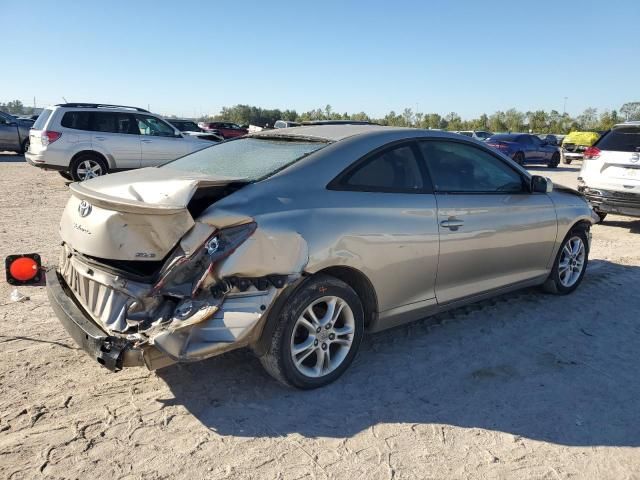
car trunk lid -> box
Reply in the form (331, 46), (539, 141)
(60, 167), (247, 262)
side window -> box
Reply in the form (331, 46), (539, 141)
(340, 143), (426, 192)
(530, 135), (542, 146)
(61, 111), (91, 130)
(419, 141), (525, 193)
(135, 115), (176, 137)
(92, 112), (136, 134)
(518, 135), (532, 145)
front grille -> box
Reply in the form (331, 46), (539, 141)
(59, 248), (133, 332)
(583, 188), (640, 207)
(563, 143), (586, 153)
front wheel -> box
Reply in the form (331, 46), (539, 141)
(543, 227), (589, 294)
(562, 156), (572, 165)
(259, 274), (364, 389)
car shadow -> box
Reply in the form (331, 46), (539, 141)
(601, 218), (640, 234)
(156, 260), (640, 446)
(0, 152), (25, 163)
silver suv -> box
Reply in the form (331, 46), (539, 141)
(578, 122), (640, 221)
(26, 103), (210, 181)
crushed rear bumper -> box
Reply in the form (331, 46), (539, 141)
(46, 268), (172, 371)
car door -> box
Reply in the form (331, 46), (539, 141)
(418, 139), (557, 304)
(90, 112), (141, 169)
(135, 114), (190, 166)
(529, 135), (548, 162)
(0, 113), (19, 150)
(517, 135), (538, 162)
(328, 141), (440, 327)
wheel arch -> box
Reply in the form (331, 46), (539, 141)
(70, 150), (112, 169)
(252, 266), (379, 357)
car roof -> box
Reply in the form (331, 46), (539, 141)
(249, 124), (465, 142)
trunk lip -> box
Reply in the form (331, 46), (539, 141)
(70, 177), (246, 215)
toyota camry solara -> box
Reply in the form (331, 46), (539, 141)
(47, 125), (597, 388)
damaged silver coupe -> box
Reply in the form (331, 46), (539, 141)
(47, 125), (597, 388)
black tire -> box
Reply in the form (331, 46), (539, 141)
(548, 152), (560, 168)
(21, 138), (29, 154)
(543, 225), (589, 295)
(70, 153), (108, 182)
(259, 274), (364, 389)
(562, 156), (572, 165)
(58, 171), (73, 181)
(514, 152), (525, 166)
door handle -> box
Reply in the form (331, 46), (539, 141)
(141, 139), (153, 143)
(440, 217), (464, 230)
(94, 136), (106, 141)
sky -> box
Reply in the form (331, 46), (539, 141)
(2, 0), (638, 119)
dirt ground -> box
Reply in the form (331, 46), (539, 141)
(1, 154), (639, 480)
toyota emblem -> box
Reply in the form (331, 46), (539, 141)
(78, 200), (92, 217)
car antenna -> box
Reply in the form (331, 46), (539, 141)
(62, 96), (69, 103)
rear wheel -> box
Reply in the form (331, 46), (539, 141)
(259, 274), (364, 389)
(70, 154), (108, 181)
(548, 152), (560, 168)
(543, 226), (589, 295)
(514, 152), (525, 166)
(21, 139), (29, 154)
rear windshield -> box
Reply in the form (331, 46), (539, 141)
(32, 109), (52, 130)
(596, 127), (640, 152)
(163, 137), (328, 181)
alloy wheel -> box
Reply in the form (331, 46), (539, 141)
(558, 236), (586, 288)
(76, 160), (104, 180)
(290, 296), (355, 378)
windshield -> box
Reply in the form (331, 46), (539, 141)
(163, 137), (328, 181)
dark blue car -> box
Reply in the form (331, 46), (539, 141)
(486, 133), (561, 168)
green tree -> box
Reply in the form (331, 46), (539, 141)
(620, 102), (640, 121)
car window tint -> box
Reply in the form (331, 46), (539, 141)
(530, 135), (542, 145)
(596, 127), (640, 152)
(518, 135), (532, 145)
(61, 111), (91, 130)
(135, 114), (176, 136)
(92, 112), (136, 134)
(420, 141), (524, 193)
(344, 144), (424, 191)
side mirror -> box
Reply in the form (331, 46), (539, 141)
(532, 175), (553, 193)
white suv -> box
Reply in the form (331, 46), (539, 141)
(26, 103), (211, 181)
(578, 122), (640, 221)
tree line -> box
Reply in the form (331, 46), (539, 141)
(203, 102), (640, 134)
(3, 99), (639, 134)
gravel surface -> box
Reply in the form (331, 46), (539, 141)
(1, 154), (639, 480)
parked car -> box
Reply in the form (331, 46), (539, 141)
(167, 119), (223, 142)
(274, 120), (301, 128)
(561, 131), (600, 164)
(455, 130), (493, 141)
(25, 103), (211, 181)
(197, 121), (248, 139)
(486, 133), (561, 167)
(46, 125), (596, 388)
(0, 110), (32, 153)
(578, 122), (640, 221)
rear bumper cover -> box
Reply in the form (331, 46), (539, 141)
(579, 186), (640, 217)
(46, 268), (171, 371)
